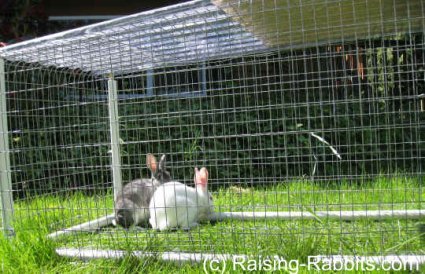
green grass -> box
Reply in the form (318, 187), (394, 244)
(1, 176), (424, 273)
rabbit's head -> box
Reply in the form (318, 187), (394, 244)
(115, 207), (134, 228)
(147, 154), (172, 184)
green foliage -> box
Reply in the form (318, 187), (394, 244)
(5, 66), (111, 197)
(5, 34), (425, 195)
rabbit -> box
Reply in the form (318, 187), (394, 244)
(149, 167), (214, 231)
(114, 153), (172, 228)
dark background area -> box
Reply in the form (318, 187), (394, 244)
(0, 0), (188, 45)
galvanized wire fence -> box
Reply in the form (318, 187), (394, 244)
(0, 0), (424, 262)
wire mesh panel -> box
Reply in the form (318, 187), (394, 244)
(0, 61), (113, 236)
(0, 0), (424, 265)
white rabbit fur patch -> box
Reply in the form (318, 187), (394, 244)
(149, 181), (213, 231)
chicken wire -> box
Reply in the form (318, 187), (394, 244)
(0, 0), (424, 264)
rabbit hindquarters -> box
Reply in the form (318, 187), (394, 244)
(149, 183), (200, 231)
(149, 167), (213, 231)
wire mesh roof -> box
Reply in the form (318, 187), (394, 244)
(0, 0), (268, 75)
(1, 0), (422, 76)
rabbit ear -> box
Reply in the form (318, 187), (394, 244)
(194, 167), (208, 188)
(146, 154), (158, 173)
(158, 154), (166, 170)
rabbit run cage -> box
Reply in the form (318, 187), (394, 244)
(1, 0), (425, 267)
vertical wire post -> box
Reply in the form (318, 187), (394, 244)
(0, 58), (15, 237)
(146, 69), (154, 96)
(107, 76), (123, 204)
(201, 62), (207, 95)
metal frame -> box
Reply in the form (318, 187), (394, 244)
(0, 58), (15, 237)
(108, 77), (123, 202)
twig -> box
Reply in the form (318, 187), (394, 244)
(309, 132), (342, 160)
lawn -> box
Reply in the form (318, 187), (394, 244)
(1, 175), (424, 273)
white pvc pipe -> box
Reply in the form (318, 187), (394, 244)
(108, 78), (123, 203)
(210, 209), (425, 221)
(0, 58), (15, 237)
(47, 209), (425, 239)
(56, 247), (237, 261)
(47, 214), (115, 239)
(55, 247), (425, 268)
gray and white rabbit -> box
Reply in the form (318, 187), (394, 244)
(114, 153), (172, 228)
(149, 167), (214, 231)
